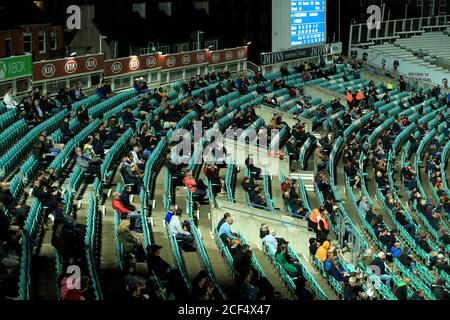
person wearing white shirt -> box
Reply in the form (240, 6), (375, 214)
(3, 87), (19, 109)
(169, 210), (194, 249)
(263, 229), (279, 255)
(131, 145), (145, 170)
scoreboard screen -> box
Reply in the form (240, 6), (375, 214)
(291, 0), (326, 47)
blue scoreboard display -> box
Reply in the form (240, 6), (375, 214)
(291, 0), (326, 47)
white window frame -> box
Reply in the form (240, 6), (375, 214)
(38, 30), (46, 53)
(23, 32), (32, 53)
(50, 31), (57, 50)
(205, 39), (218, 50)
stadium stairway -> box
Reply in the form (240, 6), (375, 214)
(194, 168), (236, 297)
(147, 166), (176, 268)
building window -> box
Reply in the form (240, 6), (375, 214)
(50, 32), (57, 50)
(23, 32), (32, 53)
(38, 31), (46, 53)
(5, 37), (12, 56)
(159, 45), (170, 54)
(205, 39), (218, 50)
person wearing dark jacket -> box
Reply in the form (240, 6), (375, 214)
(120, 186), (136, 211)
(122, 105), (135, 128)
(233, 244), (253, 276)
(431, 278), (450, 300)
(146, 244), (189, 299)
(343, 277), (364, 300)
(60, 116), (74, 143)
(32, 180), (60, 212)
(294, 277), (314, 300)
(395, 278), (411, 300)
(0, 182), (30, 224)
(76, 105), (89, 126)
(309, 238), (320, 256)
(32, 134), (54, 167)
(370, 252), (392, 289)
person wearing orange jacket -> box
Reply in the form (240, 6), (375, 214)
(309, 208), (330, 242)
(315, 240), (331, 263)
(316, 210), (330, 242)
(355, 91), (364, 102)
(345, 91), (354, 107)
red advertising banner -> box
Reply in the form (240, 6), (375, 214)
(32, 47), (247, 81)
(103, 54), (159, 77)
(33, 54), (104, 81)
(159, 50), (209, 70)
(208, 47), (248, 65)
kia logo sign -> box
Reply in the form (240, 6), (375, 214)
(64, 60), (77, 74)
(166, 56), (176, 68)
(146, 56), (156, 68)
(111, 61), (123, 74)
(42, 63), (56, 78)
(212, 53), (220, 63)
(129, 58), (140, 71)
(225, 51), (233, 61)
(182, 54), (191, 65)
(237, 49), (245, 59)
(85, 57), (97, 70)
(196, 52), (205, 63)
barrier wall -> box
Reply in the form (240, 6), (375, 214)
(213, 197), (315, 256)
(350, 46), (449, 86)
(259, 42), (342, 75)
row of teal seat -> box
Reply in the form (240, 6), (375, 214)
(100, 127), (134, 183)
(49, 119), (101, 177)
(0, 119), (28, 154)
(88, 89), (137, 119)
(19, 155), (39, 184)
(0, 109), (68, 179)
(84, 193), (103, 300)
(0, 109), (19, 132)
(18, 198), (44, 300)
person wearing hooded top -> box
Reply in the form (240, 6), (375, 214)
(315, 240), (331, 263)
